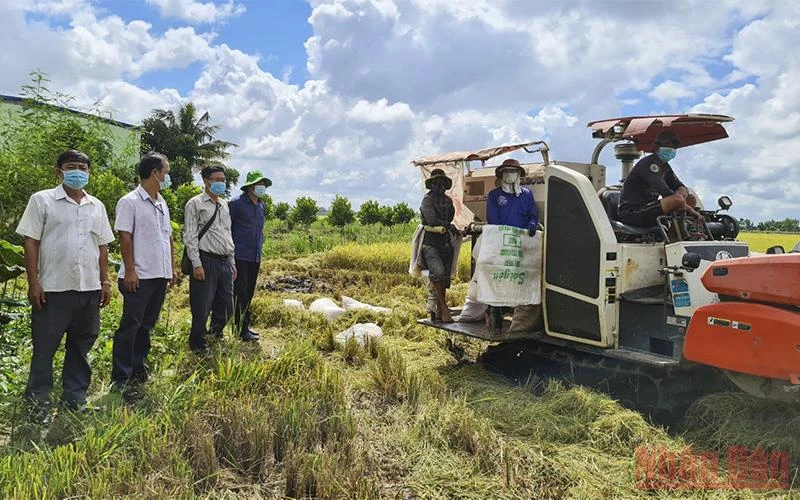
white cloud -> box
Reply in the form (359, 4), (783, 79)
(3, 0), (800, 220)
(145, 0), (245, 24)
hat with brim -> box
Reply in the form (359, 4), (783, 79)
(425, 168), (452, 190)
(241, 170), (272, 190)
(495, 158), (525, 178)
(655, 131), (682, 148)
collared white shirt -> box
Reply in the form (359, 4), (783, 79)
(16, 184), (115, 292)
(184, 191), (235, 268)
(115, 185), (173, 280)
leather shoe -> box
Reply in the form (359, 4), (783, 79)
(240, 331), (259, 342)
(247, 329), (260, 338)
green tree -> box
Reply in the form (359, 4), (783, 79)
(291, 197), (319, 227)
(357, 200), (382, 225)
(392, 202), (415, 225)
(161, 183), (203, 224)
(274, 202), (291, 221)
(262, 193), (275, 220)
(328, 194), (354, 228)
(140, 102), (237, 188)
(379, 205), (394, 228)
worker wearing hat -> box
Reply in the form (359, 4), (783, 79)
(229, 170), (272, 341)
(486, 159), (538, 234)
(420, 168), (458, 322)
(485, 158), (539, 333)
(617, 131), (701, 240)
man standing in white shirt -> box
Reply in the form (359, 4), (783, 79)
(16, 150), (114, 421)
(112, 152), (177, 402)
(184, 165), (237, 353)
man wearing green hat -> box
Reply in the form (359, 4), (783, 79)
(229, 170), (272, 341)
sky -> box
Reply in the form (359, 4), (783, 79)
(1, 0), (799, 221)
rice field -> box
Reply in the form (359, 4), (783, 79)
(737, 231), (799, 253)
(0, 235), (797, 498)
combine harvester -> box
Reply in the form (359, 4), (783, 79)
(413, 114), (799, 410)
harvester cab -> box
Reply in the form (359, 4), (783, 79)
(414, 114), (800, 406)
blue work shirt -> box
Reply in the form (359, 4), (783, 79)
(229, 194), (266, 263)
(486, 187), (538, 233)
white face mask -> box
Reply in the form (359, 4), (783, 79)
(502, 171), (520, 185)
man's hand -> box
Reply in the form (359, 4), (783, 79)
(231, 265), (238, 281)
(193, 266), (205, 281)
(169, 270), (178, 288)
(28, 281), (46, 310)
(124, 270), (140, 292)
(100, 282), (112, 308)
(528, 226), (537, 237)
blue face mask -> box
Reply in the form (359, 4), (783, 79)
(253, 185), (268, 197)
(62, 169), (89, 190)
(209, 181), (226, 196)
(657, 147), (677, 162)
(158, 172), (171, 190)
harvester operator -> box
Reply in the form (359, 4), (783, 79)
(617, 131), (702, 240)
(419, 169), (458, 323)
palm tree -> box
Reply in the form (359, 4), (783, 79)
(141, 102), (238, 188)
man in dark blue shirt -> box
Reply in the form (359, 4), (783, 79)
(229, 170), (271, 341)
(618, 131), (702, 239)
(486, 158), (538, 235)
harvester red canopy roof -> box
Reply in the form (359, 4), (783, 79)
(587, 114), (734, 152)
(411, 140), (547, 166)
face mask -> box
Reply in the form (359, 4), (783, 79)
(209, 181), (226, 196)
(62, 169), (89, 190)
(158, 172), (171, 190)
(254, 185), (267, 197)
(502, 171), (520, 185)
(657, 147), (677, 162)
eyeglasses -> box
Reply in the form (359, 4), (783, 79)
(61, 162), (89, 171)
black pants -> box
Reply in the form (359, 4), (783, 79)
(112, 278), (168, 386)
(189, 252), (234, 350)
(233, 259), (260, 337)
(26, 290), (100, 408)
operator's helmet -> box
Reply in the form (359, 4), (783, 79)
(655, 131), (681, 148)
(425, 168), (452, 190)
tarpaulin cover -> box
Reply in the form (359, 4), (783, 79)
(587, 114), (734, 152)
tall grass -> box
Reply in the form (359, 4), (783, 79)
(738, 231), (799, 253)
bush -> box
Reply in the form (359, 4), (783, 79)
(328, 194), (354, 228)
(392, 202), (415, 225)
(357, 200), (382, 225)
(291, 197), (318, 227)
(274, 202), (291, 221)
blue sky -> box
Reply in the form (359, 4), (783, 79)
(2, 0), (799, 221)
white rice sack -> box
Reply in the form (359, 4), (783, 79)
(457, 297), (488, 322)
(341, 295), (392, 314)
(309, 298), (346, 322)
(335, 323), (383, 346)
(283, 299), (305, 309)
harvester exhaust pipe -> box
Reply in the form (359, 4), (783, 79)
(615, 142), (642, 181)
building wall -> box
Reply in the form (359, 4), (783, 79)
(0, 98), (141, 166)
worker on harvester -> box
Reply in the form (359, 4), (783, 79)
(419, 169), (458, 322)
(485, 158), (539, 332)
(617, 131), (703, 240)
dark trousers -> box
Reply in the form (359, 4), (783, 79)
(112, 278), (168, 386)
(189, 252), (234, 350)
(233, 259), (260, 337)
(26, 290), (100, 408)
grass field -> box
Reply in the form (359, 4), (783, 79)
(0, 229), (798, 497)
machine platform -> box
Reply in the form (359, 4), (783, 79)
(419, 310), (679, 369)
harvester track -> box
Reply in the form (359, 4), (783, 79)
(477, 339), (737, 425)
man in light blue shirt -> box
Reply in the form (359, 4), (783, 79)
(486, 158), (538, 234)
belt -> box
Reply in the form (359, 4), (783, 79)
(200, 250), (230, 260)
